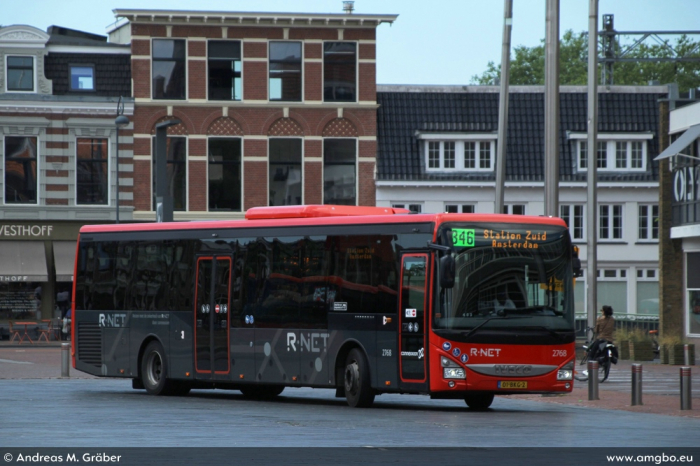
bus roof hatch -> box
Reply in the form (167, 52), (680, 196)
(245, 205), (410, 220)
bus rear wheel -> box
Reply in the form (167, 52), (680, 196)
(464, 393), (495, 410)
(141, 340), (180, 396)
(344, 348), (375, 408)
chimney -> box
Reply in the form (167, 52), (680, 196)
(343, 1), (355, 14)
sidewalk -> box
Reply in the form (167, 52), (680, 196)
(0, 345), (697, 417)
(506, 358), (699, 419)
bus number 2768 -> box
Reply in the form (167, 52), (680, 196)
(382, 349), (392, 357)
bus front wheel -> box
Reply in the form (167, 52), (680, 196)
(344, 348), (375, 408)
(141, 340), (182, 396)
(464, 393), (495, 410)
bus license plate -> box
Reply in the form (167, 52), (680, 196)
(498, 381), (527, 389)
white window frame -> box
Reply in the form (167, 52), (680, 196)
(151, 38), (188, 101)
(151, 135), (189, 212)
(503, 204), (525, 215)
(323, 137), (358, 206)
(322, 41), (358, 104)
(638, 203), (659, 242)
(206, 39), (243, 102)
(268, 136), (304, 206)
(568, 133), (653, 172)
(560, 203), (585, 241)
(75, 136), (109, 206)
(3, 134), (40, 206)
(207, 136), (243, 212)
(392, 203), (422, 213)
(5, 54), (36, 93)
(268, 40), (303, 103)
(598, 203), (623, 241)
(445, 203), (475, 214)
(418, 133), (497, 173)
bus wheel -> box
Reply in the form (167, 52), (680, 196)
(141, 341), (176, 396)
(464, 393), (495, 410)
(344, 348), (375, 408)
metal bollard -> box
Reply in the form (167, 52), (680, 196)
(587, 360), (599, 400)
(680, 367), (692, 411)
(631, 364), (643, 406)
(61, 342), (70, 378)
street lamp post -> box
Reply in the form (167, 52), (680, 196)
(115, 114), (129, 224)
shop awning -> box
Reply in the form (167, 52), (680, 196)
(53, 241), (77, 282)
(655, 124), (700, 161)
(0, 241), (48, 282)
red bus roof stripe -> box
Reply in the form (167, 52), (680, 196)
(79, 210), (567, 234)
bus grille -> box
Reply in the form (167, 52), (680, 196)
(77, 322), (102, 368)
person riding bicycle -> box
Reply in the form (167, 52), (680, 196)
(590, 305), (617, 362)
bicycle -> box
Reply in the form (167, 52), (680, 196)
(573, 327), (616, 383)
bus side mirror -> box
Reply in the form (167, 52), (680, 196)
(440, 255), (455, 289)
(572, 246), (583, 277)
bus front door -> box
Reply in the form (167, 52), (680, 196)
(194, 256), (232, 380)
(398, 254), (429, 391)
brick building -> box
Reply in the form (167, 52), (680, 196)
(107, 9), (397, 221)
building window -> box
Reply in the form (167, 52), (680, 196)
(424, 140), (494, 172)
(208, 41), (241, 101)
(576, 137), (649, 172)
(503, 204), (525, 215)
(445, 204), (475, 213)
(599, 204), (623, 240)
(597, 268), (628, 316)
(638, 204), (659, 241)
(6, 56), (34, 91)
(323, 139), (356, 205)
(269, 138), (302, 206)
(4, 136), (38, 204)
(560, 204), (585, 240)
(392, 203), (422, 213)
(269, 42), (302, 102)
(152, 39), (186, 100)
(70, 65), (95, 91)
(323, 42), (356, 102)
(76, 138), (108, 205)
(208, 138), (241, 211)
(152, 137), (187, 211)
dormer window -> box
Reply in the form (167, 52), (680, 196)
(70, 65), (95, 91)
(420, 133), (496, 172)
(569, 133), (653, 172)
(6, 56), (34, 92)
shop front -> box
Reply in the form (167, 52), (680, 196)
(0, 222), (82, 340)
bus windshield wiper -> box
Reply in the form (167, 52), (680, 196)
(462, 316), (530, 339)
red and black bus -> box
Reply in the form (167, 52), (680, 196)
(72, 205), (581, 409)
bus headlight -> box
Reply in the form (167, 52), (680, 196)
(441, 356), (466, 379)
(557, 361), (574, 380)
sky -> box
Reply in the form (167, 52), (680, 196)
(3, 0), (700, 85)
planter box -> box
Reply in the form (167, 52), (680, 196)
(668, 344), (695, 365)
(660, 346), (669, 364)
(629, 340), (655, 361)
(618, 340), (630, 360)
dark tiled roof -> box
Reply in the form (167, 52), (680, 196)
(377, 89), (663, 182)
(45, 53), (131, 97)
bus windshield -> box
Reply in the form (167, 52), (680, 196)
(433, 222), (574, 332)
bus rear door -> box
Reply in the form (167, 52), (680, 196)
(194, 255), (232, 380)
(398, 253), (429, 392)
